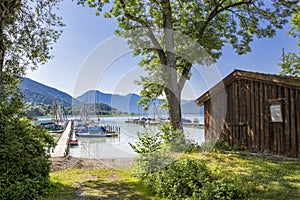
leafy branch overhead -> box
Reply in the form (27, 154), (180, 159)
(279, 5), (300, 77)
(77, 0), (298, 130)
(0, 0), (64, 92)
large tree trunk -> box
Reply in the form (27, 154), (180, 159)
(162, 0), (183, 131)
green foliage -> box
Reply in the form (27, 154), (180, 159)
(0, 0), (64, 73)
(145, 158), (211, 199)
(279, 51), (300, 77)
(279, 5), (300, 76)
(212, 138), (232, 152)
(77, 0), (298, 130)
(129, 129), (162, 154)
(130, 122), (200, 155)
(137, 157), (248, 200)
(130, 125), (246, 199)
(0, 84), (55, 199)
(196, 179), (248, 200)
(0, 1), (63, 199)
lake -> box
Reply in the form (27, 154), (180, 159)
(68, 115), (204, 159)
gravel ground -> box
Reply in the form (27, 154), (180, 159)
(50, 156), (135, 172)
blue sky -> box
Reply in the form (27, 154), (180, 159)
(26, 1), (299, 100)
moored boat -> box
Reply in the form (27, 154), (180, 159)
(69, 131), (79, 146)
(75, 125), (118, 138)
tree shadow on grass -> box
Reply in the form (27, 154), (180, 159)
(45, 181), (78, 200)
(225, 154), (300, 199)
(78, 178), (152, 200)
(248, 158), (299, 199)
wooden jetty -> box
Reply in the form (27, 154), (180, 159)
(51, 120), (72, 158)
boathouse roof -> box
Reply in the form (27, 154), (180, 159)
(195, 69), (300, 106)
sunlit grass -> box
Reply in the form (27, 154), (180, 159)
(187, 152), (300, 199)
(45, 167), (161, 200)
(45, 153), (300, 199)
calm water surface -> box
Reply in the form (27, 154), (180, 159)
(68, 115), (204, 159)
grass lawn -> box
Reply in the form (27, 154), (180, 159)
(45, 167), (161, 200)
(45, 152), (300, 199)
(188, 152), (300, 199)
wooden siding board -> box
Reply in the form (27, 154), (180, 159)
(270, 85), (276, 153)
(284, 87), (291, 156)
(237, 80), (241, 146)
(264, 83), (270, 152)
(204, 102), (209, 140)
(296, 91), (300, 157)
(279, 86), (285, 155)
(259, 83), (264, 152)
(290, 89), (296, 157)
(255, 81), (260, 151)
(245, 81), (251, 148)
(228, 84), (235, 147)
(232, 82), (237, 147)
(240, 81), (246, 147)
(250, 80), (256, 150)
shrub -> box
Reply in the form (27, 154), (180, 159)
(200, 138), (232, 153)
(195, 179), (249, 200)
(142, 158), (212, 199)
(0, 87), (55, 199)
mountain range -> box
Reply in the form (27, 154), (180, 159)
(20, 77), (202, 115)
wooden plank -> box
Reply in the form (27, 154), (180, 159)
(296, 91), (300, 157)
(259, 82), (264, 152)
(241, 81), (246, 147)
(231, 81), (238, 146)
(264, 83), (270, 152)
(51, 121), (72, 158)
(227, 84), (234, 147)
(255, 81), (260, 151)
(204, 102), (209, 140)
(279, 86), (285, 156)
(284, 87), (291, 156)
(236, 80), (241, 146)
(269, 85), (278, 153)
(290, 89), (296, 157)
(245, 81), (251, 148)
(272, 85), (282, 155)
(250, 80), (256, 150)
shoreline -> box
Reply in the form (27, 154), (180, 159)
(50, 156), (135, 172)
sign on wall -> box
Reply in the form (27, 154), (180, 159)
(270, 104), (283, 122)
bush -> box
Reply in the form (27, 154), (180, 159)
(200, 138), (232, 153)
(141, 158), (212, 199)
(195, 179), (249, 200)
(131, 124), (248, 199)
(0, 86), (55, 199)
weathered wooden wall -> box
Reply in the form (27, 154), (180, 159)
(205, 78), (300, 157)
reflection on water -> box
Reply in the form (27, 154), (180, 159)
(69, 115), (204, 159)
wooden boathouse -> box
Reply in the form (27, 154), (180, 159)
(196, 69), (300, 157)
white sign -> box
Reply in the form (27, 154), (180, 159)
(270, 104), (282, 122)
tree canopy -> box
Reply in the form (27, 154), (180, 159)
(78, 0), (298, 130)
(0, 0), (64, 92)
(0, 1), (63, 199)
(279, 4), (300, 77)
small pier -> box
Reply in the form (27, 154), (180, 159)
(51, 120), (72, 157)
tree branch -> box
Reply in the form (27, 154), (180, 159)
(178, 62), (192, 92)
(199, 0), (252, 35)
(119, 0), (167, 65)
